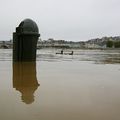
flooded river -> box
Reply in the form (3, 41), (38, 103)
(0, 49), (120, 120)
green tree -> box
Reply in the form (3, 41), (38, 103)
(106, 40), (113, 48)
(114, 41), (120, 48)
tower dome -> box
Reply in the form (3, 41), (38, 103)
(16, 18), (39, 35)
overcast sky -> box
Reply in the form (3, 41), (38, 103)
(0, 0), (120, 41)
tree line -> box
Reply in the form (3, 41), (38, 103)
(106, 40), (120, 48)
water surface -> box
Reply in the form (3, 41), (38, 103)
(0, 49), (120, 120)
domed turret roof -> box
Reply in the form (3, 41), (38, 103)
(18, 19), (39, 34)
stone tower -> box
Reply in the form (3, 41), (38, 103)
(13, 19), (40, 61)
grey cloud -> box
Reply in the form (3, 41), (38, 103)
(0, 0), (120, 41)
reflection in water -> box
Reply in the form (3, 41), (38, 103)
(13, 62), (40, 104)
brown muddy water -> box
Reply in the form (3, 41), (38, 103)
(0, 49), (120, 120)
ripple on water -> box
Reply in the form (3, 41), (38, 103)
(0, 49), (120, 64)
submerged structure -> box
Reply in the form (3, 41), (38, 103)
(13, 19), (40, 61)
